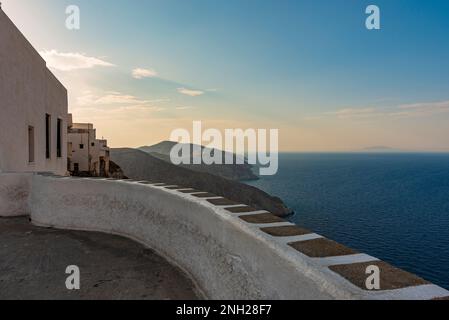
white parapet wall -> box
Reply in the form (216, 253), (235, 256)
(24, 174), (449, 300)
(28, 175), (333, 299)
(0, 172), (32, 217)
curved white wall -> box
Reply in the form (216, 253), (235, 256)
(2, 173), (448, 300)
(0, 173), (31, 216)
(29, 175), (337, 299)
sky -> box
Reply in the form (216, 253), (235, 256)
(3, 0), (449, 151)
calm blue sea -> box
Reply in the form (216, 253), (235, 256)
(246, 153), (449, 290)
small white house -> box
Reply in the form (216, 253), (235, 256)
(67, 115), (110, 177)
(0, 8), (68, 175)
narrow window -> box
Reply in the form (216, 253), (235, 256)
(57, 118), (62, 158)
(28, 126), (35, 163)
(91, 142), (95, 147)
(45, 114), (51, 159)
(79, 144), (84, 149)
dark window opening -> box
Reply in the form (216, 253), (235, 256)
(45, 114), (51, 159)
(57, 118), (62, 158)
(91, 142), (95, 147)
(28, 126), (35, 163)
(80, 144), (84, 149)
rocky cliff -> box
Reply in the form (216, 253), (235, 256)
(110, 148), (291, 216)
(139, 141), (259, 181)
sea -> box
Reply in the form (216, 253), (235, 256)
(246, 153), (449, 290)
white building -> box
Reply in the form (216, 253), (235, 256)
(0, 8), (68, 175)
(67, 115), (110, 177)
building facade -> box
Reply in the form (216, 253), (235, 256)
(0, 8), (68, 175)
(68, 115), (110, 177)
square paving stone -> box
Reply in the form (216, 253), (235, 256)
(289, 238), (358, 258)
(207, 198), (240, 206)
(261, 225), (312, 237)
(329, 261), (429, 291)
(239, 213), (285, 224)
(192, 193), (218, 198)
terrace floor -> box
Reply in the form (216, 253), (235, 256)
(0, 217), (200, 300)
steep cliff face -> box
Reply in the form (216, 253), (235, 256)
(110, 148), (292, 217)
(139, 141), (259, 182)
(108, 160), (128, 179)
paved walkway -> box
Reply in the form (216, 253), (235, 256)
(0, 217), (199, 300)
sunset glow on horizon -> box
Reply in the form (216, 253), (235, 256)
(3, 0), (449, 152)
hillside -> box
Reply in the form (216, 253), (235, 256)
(110, 148), (291, 217)
(139, 141), (258, 181)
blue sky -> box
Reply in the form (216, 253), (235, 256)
(3, 0), (449, 150)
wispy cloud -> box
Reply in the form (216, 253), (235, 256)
(39, 50), (115, 71)
(310, 100), (449, 121)
(76, 88), (172, 109)
(324, 108), (383, 119)
(132, 68), (158, 79)
(398, 100), (449, 110)
(73, 105), (168, 123)
(177, 87), (204, 97)
(175, 106), (195, 110)
(392, 100), (449, 117)
(112, 105), (167, 113)
(77, 92), (149, 106)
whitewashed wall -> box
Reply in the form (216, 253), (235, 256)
(1, 173), (448, 300)
(0, 173), (31, 216)
(0, 10), (68, 175)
